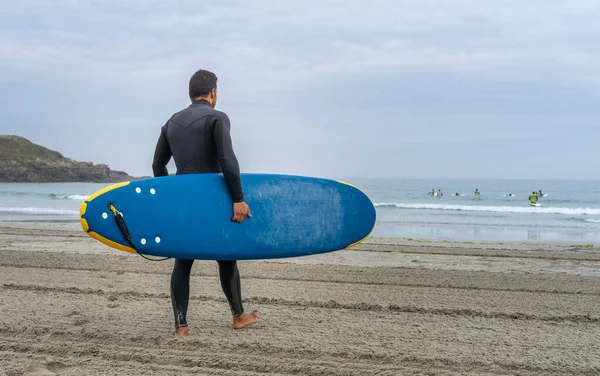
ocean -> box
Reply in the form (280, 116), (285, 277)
(1, 179), (599, 244)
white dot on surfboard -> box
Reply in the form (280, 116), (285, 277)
(155, 237), (161, 243)
(150, 188), (156, 195)
(140, 238), (146, 245)
(135, 187), (141, 193)
(102, 212), (108, 219)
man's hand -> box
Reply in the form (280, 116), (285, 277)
(232, 201), (252, 223)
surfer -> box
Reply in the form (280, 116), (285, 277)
(428, 189), (435, 196)
(529, 191), (538, 204)
(474, 189), (480, 196)
(538, 190), (543, 197)
(152, 69), (259, 336)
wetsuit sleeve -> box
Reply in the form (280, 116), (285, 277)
(212, 114), (244, 202)
(152, 127), (172, 177)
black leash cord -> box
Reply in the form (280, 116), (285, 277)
(109, 204), (171, 262)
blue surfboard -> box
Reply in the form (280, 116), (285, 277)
(80, 174), (376, 260)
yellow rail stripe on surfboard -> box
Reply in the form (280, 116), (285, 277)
(80, 201), (90, 232)
(337, 180), (375, 248)
(87, 231), (137, 254)
(79, 181), (136, 254)
(86, 181), (130, 201)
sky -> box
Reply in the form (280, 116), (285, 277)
(1, 0), (599, 180)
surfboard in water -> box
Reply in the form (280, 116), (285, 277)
(80, 173), (376, 260)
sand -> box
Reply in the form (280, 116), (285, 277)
(1, 227), (600, 375)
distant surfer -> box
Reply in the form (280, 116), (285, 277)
(474, 189), (480, 196)
(455, 192), (460, 196)
(438, 189), (443, 197)
(538, 190), (543, 197)
(428, 189), (435, 196)
(529, 191), (539, 204)
(152, 69), (259, 336)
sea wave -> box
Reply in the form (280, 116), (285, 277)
(374, 202), (600, 216)
(0, 207), (79, 216)
(50, 194), (89, 200)
(0, 191), (89, 200)
(378, 219), (600, 229)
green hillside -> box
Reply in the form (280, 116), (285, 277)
(0, 135), (138, 183)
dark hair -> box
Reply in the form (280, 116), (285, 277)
(189, 69), (217, 100)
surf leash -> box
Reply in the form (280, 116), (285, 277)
(108, 204), (171, 262)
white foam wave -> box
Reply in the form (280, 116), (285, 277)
(584, 218), (600, 223)
(52, 194), (89, 200)
(0, 207), (79, 216)
(374, 202), (600, 216)
(66, 194), (88, 200)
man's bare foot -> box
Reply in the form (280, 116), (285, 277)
(175, 326), (190, 336)
(233, 311), (260, 329)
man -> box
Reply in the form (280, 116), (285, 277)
(529, 191), (538, 204)
(152, 69), (259, 336)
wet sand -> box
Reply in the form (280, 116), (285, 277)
(1, 226), (600, 375)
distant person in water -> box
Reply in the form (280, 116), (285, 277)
(455, 192), (460, 196)
(438, 189), (443, 197)
(474, 189), (480, 196)
(538, 190), (543, 197)
(529, 191), (538, 204)
(429, 189), (435, 196)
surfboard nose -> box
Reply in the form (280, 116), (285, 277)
(80, 200), (89, 232)
(337, 180), (376, 247)
(352, 192), (376, 246)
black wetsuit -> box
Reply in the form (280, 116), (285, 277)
(152, 99), (245, 327)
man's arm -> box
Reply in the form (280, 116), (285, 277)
(152, 127), (172, 177)
(212, 114), (245, 203)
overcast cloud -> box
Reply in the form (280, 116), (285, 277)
(1, 1), (599, 179)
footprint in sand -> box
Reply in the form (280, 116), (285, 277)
(22, 361), (68, 375)
(65, 311), (89, 326)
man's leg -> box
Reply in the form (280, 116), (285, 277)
(170, 258), (194, 336)
(217, 260), (259, 329)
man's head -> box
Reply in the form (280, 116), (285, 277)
(189, 69), (218, 107)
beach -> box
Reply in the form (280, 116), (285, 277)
(2, 226), (600, 375)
